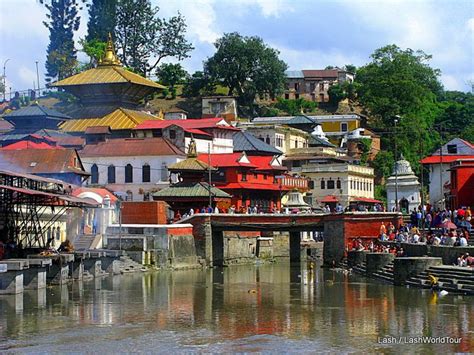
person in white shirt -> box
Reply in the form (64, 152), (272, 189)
(459, 236), (468, 246)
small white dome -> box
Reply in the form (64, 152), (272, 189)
(311, 124), (328, 141)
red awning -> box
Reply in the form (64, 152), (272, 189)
(320, 195), (339, 203)
(351, 197), (382, 204)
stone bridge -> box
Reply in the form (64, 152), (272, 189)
(179, 212), (402, 267)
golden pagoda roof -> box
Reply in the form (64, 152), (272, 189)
(60, 108), (163, 132)
(51, 34), (165, 90)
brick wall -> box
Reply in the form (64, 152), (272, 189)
(121, 201), (168, 224)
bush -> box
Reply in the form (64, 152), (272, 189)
(274, 98), (316, 115)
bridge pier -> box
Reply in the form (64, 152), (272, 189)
(289, 231), (302, 263)
(211, 230), (224, 267)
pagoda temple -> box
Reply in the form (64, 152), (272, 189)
(153, 138), (231, 214)
(52, 34), (165, 136)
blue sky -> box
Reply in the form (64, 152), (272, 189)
(0, 0), (473, 93)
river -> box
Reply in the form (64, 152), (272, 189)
(0, 263), (473, 353)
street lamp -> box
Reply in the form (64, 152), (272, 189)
(3, 59), (10, 101)
(393, 115), (400, 212)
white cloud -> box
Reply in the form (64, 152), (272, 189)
(154, 0), (220, 44)
(274, 44), (366, 70)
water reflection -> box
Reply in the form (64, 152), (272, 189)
(0, 263), (472, 352)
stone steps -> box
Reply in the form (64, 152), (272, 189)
(117, 255), (148, 274)
(407, 265), (474, 295)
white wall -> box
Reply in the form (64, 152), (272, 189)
(82, 155), (183, 201)
(428, 164), (450, 207)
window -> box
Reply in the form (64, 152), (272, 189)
(310, 83), (316, 91)
(327, 179), (335, 189)
(259, 135), (264, 142)
(263, 174), (267, 180)
(336, 179), (341, 189)
(285, 93), (289, 100)
(126, 190), (133, 201)
(357, 181), (360, 190)
(125, 164), (133, 183)
(265, 135), (270, 144)
(295, 93), (300, 99)
(55, 227), (61, 241)
(254, 173), (258, 179)
(91, 164), (99, 184)
(241, 171), (247, 181)
(319, 83), (324, 91)
(341, 122), (348, 132)
(169, 130), (176, 139)
(321, 179), (325, 189)
(294, 83), (299, 91)
(107, 165), (116, 183)
(275, 135), (284, 148)
(142, 164), (150, 183)
(447, 144), (457, 154)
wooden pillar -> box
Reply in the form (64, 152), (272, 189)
(289, 231), (301, 263)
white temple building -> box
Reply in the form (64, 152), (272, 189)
(386, 156), (421, 213)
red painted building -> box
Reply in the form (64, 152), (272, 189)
(449, 159), (474, 209)
(197, 152), (292, 212)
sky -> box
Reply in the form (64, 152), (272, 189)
(0, 0), (473, 94)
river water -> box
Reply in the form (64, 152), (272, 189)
(0, 263), (473, 353)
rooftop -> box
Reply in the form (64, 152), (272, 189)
(153, 182), (231, 199)
(80, 137), (185, 157)
(134, 117), (239, 131)
(3, 104), (71, 121)
(0, 148), (87, 175)
(232, 131), (282, 155)
(60, 108), (162, 132)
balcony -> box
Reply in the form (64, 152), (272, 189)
(277, 175), (309, 192)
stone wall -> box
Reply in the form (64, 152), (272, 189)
(223, 234), (257, 265)
(430, 246), (474, 265)
(323, 219), (345, 265)
(365, 253), (395, 275)
(393, 257), (443, 286)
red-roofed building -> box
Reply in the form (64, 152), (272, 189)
(196, 152), (306, 212)
(133, 118), (236, 154)
(449, 159), (474, 209)
(1, 140), (59, 150)
(421, 138), (474, 208)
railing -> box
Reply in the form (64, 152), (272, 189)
(278, 176), (309, 191)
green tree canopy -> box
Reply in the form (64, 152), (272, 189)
(86, 0), (117, 42)
(204, 32), (288, 105)
(41, 0), (82, 82)
(356, 45), (444, 175)
(156, 63), (188, 89)
(115, 0), (193, 76)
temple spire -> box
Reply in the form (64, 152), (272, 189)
(98, 33), (121, 66)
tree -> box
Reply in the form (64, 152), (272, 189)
(344, 64), (357, 73)
(41, 0), (82, 82)
(86, 0), (117, 42)
(436, 91), (474, 141)
(182, 71), (215, 97)
(156, 63), (188, 90)
(115, 0), (193, 76)
(79, 38), (106, 67)
(356, 45), (444, 174)
(204, 32), (288, 105)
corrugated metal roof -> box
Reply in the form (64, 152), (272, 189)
(153, 182), (230, 198)
(302, 69), (339, 78)
(3, 104), (71, 120)
(286, 115), (316, 125)
(51, 66), (165, 89)
(60, 108), (162, 132)
(232, 131), (282, 155)
(80, 137), (185, 157)
(285, 70), (304, 78)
